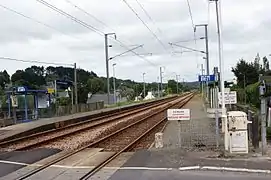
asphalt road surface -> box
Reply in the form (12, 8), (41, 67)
(109, 170), (271, 180)
(0, 148), (60, 177)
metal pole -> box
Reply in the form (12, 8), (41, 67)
(183, 78), (185, 93)
(71, 87), (74, 105)
(160, 67), (163, 97)
(214, 87), (217, 108)
(194, 24), (209, 74)
(143, 73), (146, 98)
(195, 24), (209, 103)
(201, 64), (204, 99)
(268, 107), (271, 128)
(260, 97), (267, 155)
(157, 76), (160, 98)
(54, 80), (57, 97)
(205, 25), (210, 105)
(178, 121), (181, 147)
(259, 76), (267, 155)
(105, 34), (110, 104)
(214, 67), (219, 109)
(204, 25), (210, 75)
(11, 90), (17, 124)
(213, 0), (227, 151)
(113, 63), (116, 104)
(244, 74), (246, 104)
(74, 63), (78, 105)
(215, 109), (219, 148)
(54, 79), (58, 115)
(210, 88), (213, 108)
(176, 75), (179, 94)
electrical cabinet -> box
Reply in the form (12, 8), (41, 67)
(227, 111), (251, 154)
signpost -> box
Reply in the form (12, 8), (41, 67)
(218, 91), (237, 105)
(47, 88), (55, 94)
(198, 75), (216, 106)
(167, 109), (190, 147)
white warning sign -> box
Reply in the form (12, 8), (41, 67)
(167, 109), (190, 121)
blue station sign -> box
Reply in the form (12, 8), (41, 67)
(198, 75), (216, 82)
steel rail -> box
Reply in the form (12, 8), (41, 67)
(79, 93), (194, 179)
(0, 96), (180, 150)
(15, 93), (192, 180)
(14, 96), (180, 151)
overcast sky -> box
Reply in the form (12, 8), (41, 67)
(0, 0), (270, 83)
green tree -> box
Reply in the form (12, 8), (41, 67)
(57, 97), (71, 106)
(232, 59), (259, 87)
(263, 56), (270, 72)
(167, 80), (177, 94)
(11, 66), (46, 89)
(167, 87), (173, 94)
(0, 70), (10, 89)
(119, 86), (134, 100)
(78, 84), (89, 104)
(87, 77), (105, 94)
(246, 82), (260, 108)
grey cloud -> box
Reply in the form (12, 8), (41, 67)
(0, 0), (271, 83)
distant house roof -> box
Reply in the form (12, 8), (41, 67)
(87, 94), (114, 105)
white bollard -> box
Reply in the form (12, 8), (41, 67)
(155, 132), (163, 148)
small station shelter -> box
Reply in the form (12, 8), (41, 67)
(6, 86), (51, 122)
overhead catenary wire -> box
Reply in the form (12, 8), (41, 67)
(0, 57), (73, 66)
(0, 3), (79, 40)
(64, 0), (115, 32)
(122, 0), (169, 52)
(135, 0), (162, 34)
(186, 0), (200, 68)
(186, 0), (195, 28)
(36, 0), (105, 35)
(63, 0), (148, 53)
(134, 0), (175, 54)
(36, 0), (158, 67)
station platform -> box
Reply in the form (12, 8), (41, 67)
(0, 109), (111, 142)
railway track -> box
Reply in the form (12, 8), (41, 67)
(14, 92), (194, 180)
(79, 93), (193, 179)
(0, 95), (183, 152)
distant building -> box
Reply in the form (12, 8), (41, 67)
(87, 93), (127, 105)
(144, 92), (155, 100)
